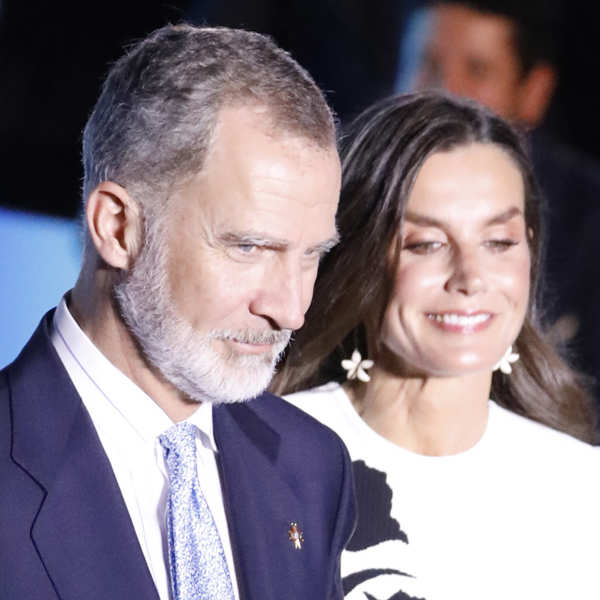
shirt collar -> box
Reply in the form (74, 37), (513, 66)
(186, 401), (217, 453)
(52, 296), (217, 453)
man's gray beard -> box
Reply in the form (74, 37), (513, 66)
(113, 224), (291, 404)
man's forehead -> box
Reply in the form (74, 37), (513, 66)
(195, 106), (339, 200)
(169, 104), (340, 243)
(212, 102), (336, 156)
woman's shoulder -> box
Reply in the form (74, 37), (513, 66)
(490, 400), (600, 464)
(284, 381), (351, 428)
(285, 380), (345, 401)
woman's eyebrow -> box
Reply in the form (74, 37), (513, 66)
(484, 206), (523, 226)
(403, 211), (443, 227)
(404, 206), (523, 228)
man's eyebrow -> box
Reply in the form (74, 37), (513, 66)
(310, 232), (340, 255)
(218, 231), (288, 248)
(404, 206), (524, 228)
(218, 230), (340, 254)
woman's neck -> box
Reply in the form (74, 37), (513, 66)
(345, 365), (492, 456)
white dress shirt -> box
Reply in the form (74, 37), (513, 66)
(50, 297), (239, 600)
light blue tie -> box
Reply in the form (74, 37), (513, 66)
(159, 422), (235, 600)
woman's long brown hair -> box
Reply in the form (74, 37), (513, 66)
(272, 92), (596, 444)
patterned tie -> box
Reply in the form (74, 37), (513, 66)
(159, 422), (235, 600)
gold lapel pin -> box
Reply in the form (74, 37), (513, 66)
(288, 522), (304, 550)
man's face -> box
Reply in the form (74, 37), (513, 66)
(416, 4), (527, 121)
(115, 105), (341, 404)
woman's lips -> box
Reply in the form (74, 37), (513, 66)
(426, 311), (493, 333)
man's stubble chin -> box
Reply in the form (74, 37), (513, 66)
(112, 226), (292, 405)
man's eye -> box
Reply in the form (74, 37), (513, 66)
(304, 249), (324, 262)
(402, 241), (443, 255)
(237, 244), (257, 254)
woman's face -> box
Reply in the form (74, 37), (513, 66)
(380, 142), (531, 377)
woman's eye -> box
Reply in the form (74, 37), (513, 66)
(402, 241), (443, 254)
(485, 239), (518, 252)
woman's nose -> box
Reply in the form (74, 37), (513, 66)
(444, 248), (486, 296)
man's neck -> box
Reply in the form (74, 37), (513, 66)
(70, 277), (201, 423)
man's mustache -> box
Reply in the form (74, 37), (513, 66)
(213, 329), (293, 346)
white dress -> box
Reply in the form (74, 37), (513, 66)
(285, 382), (600, 600)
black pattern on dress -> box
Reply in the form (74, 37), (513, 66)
(347, 460), (408, 551)
(341, 461), (425, 599)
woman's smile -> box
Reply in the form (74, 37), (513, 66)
(425, 311), (493, 333)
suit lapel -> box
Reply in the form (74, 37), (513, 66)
(214, 399), (313, 600)
(8, 312), (159, 600)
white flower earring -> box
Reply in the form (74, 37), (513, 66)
(341, 349), (374, 382)
(493, 345), (519, 374)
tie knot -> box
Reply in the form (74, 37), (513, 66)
(159, 422), (198, 478)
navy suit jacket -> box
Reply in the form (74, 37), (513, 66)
(0, 312), (356, 599)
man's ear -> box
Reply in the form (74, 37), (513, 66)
(85, 181), (142, 270)
(516, 63), (557, 128)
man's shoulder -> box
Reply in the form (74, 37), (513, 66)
(1, 309), (66, 402)
(214, 389), (351, 483)
(220, 390), (347, 452)
(1, 310), (57, 377)
(0, 308), (76, 440)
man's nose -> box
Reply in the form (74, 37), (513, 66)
(249, 259), (307, 331)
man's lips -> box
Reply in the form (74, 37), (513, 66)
(226, 338), (275, 354)
(215, 330), (292, 355)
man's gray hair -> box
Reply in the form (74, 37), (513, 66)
(82, 23), (336, 219)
